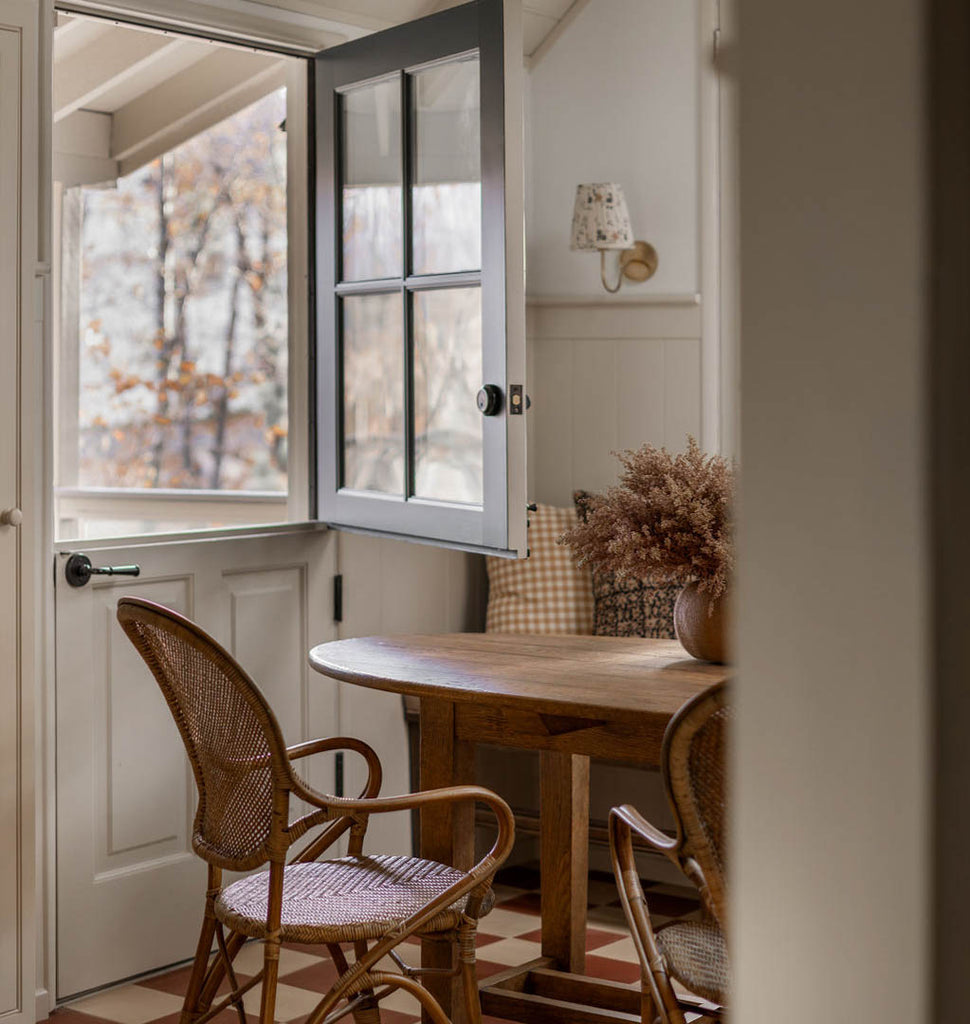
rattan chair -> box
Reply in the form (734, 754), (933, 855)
(609, 681), (730, 1024)
(116, 597), (514, 1024)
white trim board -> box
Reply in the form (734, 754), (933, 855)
(526, 291), (700, 307)
(527, 297), (702, 342)
(54, 0), (354, 53)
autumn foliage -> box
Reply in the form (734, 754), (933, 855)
(76, 90), (288, 491)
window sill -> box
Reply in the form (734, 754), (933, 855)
(53, 487), (324, 550)
(53, 518), (327, 553)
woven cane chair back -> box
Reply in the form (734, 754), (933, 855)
(662, 681), (729, 926)
(117, 597), (294, 872)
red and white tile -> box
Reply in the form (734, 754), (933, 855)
(46, 869), (701, 1024)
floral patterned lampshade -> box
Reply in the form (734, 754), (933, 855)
(569, 183), (635, 251)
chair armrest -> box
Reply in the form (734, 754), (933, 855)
(610, 804), (679, 856)
(286, 735), (383, 798)
(284, 737), (383, 858)
(325, 783), (513, 824)
(609, 804), (689, 1023)
(286, 737), (348, 760)
(294, 782), (511, 836)
(290, 779), (515, 875)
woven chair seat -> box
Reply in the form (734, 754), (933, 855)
(214, 855), (494, 944)
(656, 920), (729, 1005)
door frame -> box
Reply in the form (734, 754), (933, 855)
(36, 2), (354, 1014)
(5, 5), (41, 1024)
(698, 0), (738, 460)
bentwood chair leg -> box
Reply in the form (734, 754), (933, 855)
(460, 958), (482, 1024)
(197, 930), (246, 1014)
(258, 937), (281, 1024)
(181, 869), (221, 1024)
(349, 940), (381, 1024)
(258, 857), (285, 1024)
(457, 923), (482, 1024)
(180, 917), (217, 1024)
(327, 944), (350, 974)
(322, 946), (377, 1024)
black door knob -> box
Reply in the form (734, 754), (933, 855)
(476, 384), (503, 416)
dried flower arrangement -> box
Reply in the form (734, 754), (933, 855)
(560, 437), (734, 599)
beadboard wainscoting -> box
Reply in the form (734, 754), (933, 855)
(526, 295), (703, 507)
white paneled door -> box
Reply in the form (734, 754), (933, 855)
(54, 530), (337, 998)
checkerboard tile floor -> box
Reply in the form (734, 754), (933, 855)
(47, 868), (701, 1024)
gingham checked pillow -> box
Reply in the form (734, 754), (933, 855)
(485, 503), (594, 634)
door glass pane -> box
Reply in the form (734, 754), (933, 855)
(413, 287), (482, 504)
(411, 57), (481, 276)
(342, 292), (404, 494)
(342, 78), (402, 281)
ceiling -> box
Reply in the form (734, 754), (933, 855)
(54, 15), (290, 181)
(53, 1), (583, 184)
(253, 0), (580, 58)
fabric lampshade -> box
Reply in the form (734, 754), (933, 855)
(569, 183), (635, 251)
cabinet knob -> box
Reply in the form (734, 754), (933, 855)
(0, 508), (23, 527)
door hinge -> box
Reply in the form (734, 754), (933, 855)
(333, 574), (343, 623)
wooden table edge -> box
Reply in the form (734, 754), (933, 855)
(307, 634), (728, 728)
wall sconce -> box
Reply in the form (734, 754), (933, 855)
(569, 183), (658, 293)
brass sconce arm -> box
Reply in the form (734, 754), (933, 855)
(599, 241), (660, 293)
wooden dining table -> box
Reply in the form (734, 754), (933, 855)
(308, 633), (730, 1024)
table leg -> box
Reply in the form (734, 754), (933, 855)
(539, 750), (590, 973)
(419, 697), (475, 1023)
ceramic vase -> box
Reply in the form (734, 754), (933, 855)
(673, 581), (730, 664)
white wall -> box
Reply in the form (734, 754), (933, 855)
(525, 0), (707, 497)
(734, 0), (930, 1021)
(526, 0), (699, 299)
